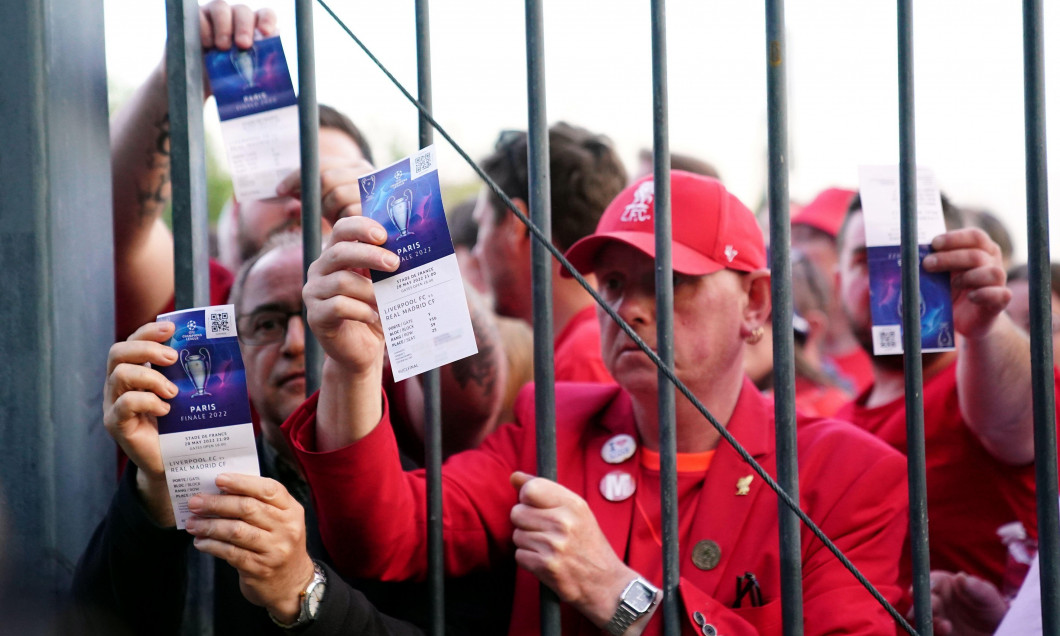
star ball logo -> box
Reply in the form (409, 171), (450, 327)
(187, 320), (197, 334)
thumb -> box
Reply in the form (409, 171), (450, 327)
(954, 573), (1003, 607)
(510, 471), (535, 491)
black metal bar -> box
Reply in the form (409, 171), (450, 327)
(897, 2), (932, 633)
(414, 1), (444, 634)
(649, 2), (678, 634)
(296, 0), (323, 395)
(523, 1), (559, 633)
(165, 1), (213, 632)
(166, 0), (209, 310)
(764, 2), (803, 634)
(1022, 1), (1060, 632)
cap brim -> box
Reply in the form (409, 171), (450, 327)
(562, 231), (726, 278)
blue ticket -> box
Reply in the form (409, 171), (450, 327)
(358, 146), (477, 381)
(156, 304), (260, 529)
(204, 36), (300, 202)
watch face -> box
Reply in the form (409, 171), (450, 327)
(626, 581), (655, 613)
(307, 581), (326, 618)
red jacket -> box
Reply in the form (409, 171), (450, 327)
(284, 379), (908, 635)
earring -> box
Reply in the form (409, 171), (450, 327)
(746, 326), (765, 345)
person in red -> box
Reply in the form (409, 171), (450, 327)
(835, 194), (1052, 593)
(284, 171), (909, 635)
(791, 187), (875, 394)
(472, 124), (628, 384)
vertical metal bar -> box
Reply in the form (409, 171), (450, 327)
(649, 2), (678, 634)
(1022, 1), (1060, 632)
(523, 1), (558, 634)
(166, 0), (209, 310)
(764, 2), (803, 634)
(897, 2), (932, 633)
(165, 2), (214, 633)
(296, 0), (323, 395)
(414, 2), (444, 634)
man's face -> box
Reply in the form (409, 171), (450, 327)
(791, 224), (839, 287)
(471, 188), (528, 319)
(593, 242), (748, 398)
(836, 210), (874, 354)
(238, 245), (306, 428)
(236, 127), (366, 264)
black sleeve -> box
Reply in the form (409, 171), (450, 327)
(299, 563), (425, 636)
(68, 466), (191, 636)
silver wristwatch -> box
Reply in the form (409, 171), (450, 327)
(604, 577), (660, 636)
(270, 561), (327, 630)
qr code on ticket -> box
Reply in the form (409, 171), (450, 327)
(872, 325), (902, 355)
(207, 307), (237, 339)
(411, 147), (435, 179)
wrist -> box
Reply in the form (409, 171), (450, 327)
(268, 559), (326, 629)
(134, 466), (175, 527)
(582, 563), (641, 628)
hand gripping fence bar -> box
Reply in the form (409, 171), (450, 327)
(314, 2), (918, 633)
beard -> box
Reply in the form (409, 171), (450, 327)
(849, 308), (946, 373)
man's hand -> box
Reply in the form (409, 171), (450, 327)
(275, 157), (377, 225)
(185, 473), (316, 624)
(907, 571), (1008, 636)
(198, 1), (278, 97)
(923, 228), (1011, 340)
(509, 472), (649, 631)
(103, 321), (181, 524)
(304, 216), (398, 374)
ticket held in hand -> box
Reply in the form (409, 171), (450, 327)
(358, 145), (478, 381)
(155, 304), (260, 529)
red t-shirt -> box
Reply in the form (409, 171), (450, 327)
(837, 359), (1041, 589)
(553, 306), (614, 384)
(794, 377), (851, 418)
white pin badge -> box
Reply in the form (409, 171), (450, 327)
(601, 434), (637, 464)
(600, 470), (636, 502)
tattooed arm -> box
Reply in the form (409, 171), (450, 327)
(112, 64), (177, 341)
(400, 283), (507, 456)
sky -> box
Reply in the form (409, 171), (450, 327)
(104, 1), (1059, 262)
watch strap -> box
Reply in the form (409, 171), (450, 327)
(604, 602), (639, 636)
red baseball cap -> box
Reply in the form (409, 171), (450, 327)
(790, 187), (856, 239)
(563, 171), (766, 277)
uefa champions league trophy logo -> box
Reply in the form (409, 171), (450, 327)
(230, 47), (258, 88)
(181, 348), (213, 398)
(362, 175), (376, 200)
(386, 189), (415, 239)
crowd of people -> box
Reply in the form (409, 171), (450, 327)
(67, 2), (1057, 635)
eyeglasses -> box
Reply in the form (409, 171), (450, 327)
(237, 308), (303, 346)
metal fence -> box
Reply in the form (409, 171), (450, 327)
(160, 1), (1059, 635)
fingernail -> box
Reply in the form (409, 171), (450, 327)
(370, 228), (387, 243)
(164, 349), (177, 362)
(923, 255), (936, 268)
(383, 253), (399, 269)
(185, 517), (198, 531)
(188, 495), (203, 511)
(216, 473), (231, 488)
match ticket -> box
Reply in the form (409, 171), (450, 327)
(858, 165), (955, 356)
(205, 36), (300, 202)
(358, 145), (478, 381)
(155, 305), (260, 529)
